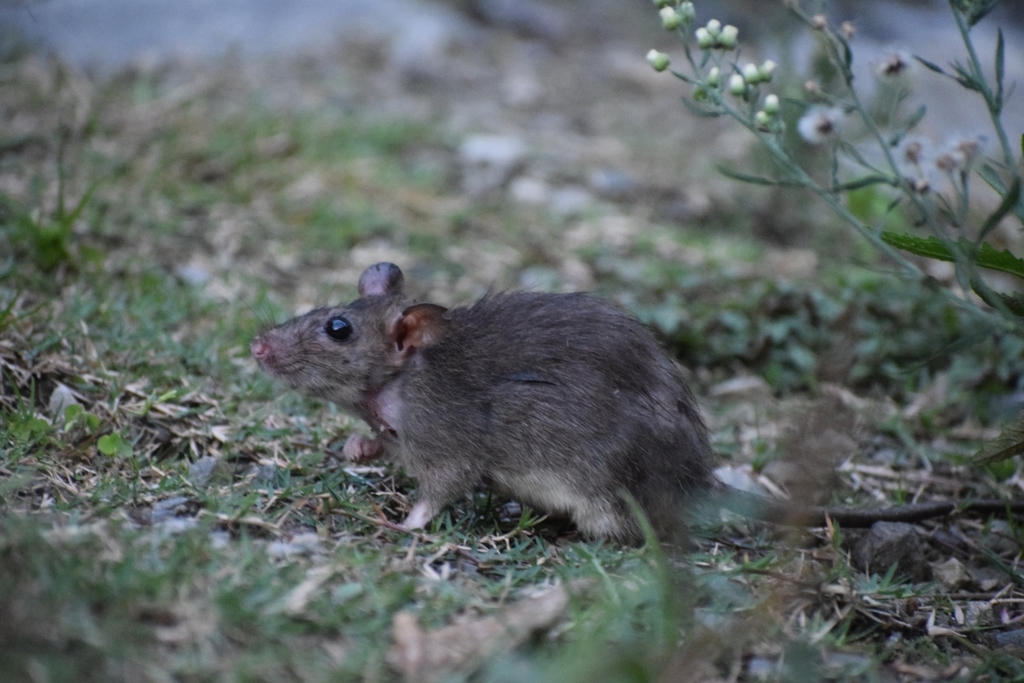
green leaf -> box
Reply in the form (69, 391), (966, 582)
(833, 175), (893, 192)
(62, 403), (84, 425)
(881, 232), (1024, 280)
(950, 60), (980, 92)
(836, 32), (853, 71)
(715, 165), (802, 187)
(913, 56), (947, 76)
(994, 28), (1005, 110)
(978, 163), (1009, 195)
(978, 177), (1021, 242)
(904, 104), (927, 132)
(669, 69), (696, 84)
(0, 290), (19, 333)
(977, 163), (1024, 224)
(972, 242), (1024, 280)
(888, 105), (927, 148)
(880, 232), (953, 261)
(58, 181), (101, 228)
(953, 0), (1001, 27)
(12, 417), (50, 442)
(971, 284), (1024, 317)
(973, 417), (1024, 466)
(97, 432), (133, 458)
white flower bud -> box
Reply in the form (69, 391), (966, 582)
(678, 2), (696, 23)
(706, 19), (721, 36)
(758, 60), (777, 82)
(728, 73), (746, 96)
(718, 25), (739, 49)
(763, 94), (780, 115)
(742, 62), (760, 84)
(755, 110), (772, 128)
(707, 66), (721, 87)
(660, 6), (682, 30)
(652, 0), (672, 7)
(646, 49), (671, 72)
(695, 27), (714, 49)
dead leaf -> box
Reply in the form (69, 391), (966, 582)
(388, 581), (584, 682)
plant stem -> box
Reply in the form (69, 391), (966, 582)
(951, 2), (1016, 169)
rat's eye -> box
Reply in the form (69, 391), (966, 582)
(325, 316), (353, 342)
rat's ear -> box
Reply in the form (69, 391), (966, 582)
(391, 303), (449, 355)
(358, 262), (404, 297)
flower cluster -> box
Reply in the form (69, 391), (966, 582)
(645, 3), (783, 133)
(897, 135), (988, 194)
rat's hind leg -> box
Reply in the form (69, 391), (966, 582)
(399, 462), (482, 531)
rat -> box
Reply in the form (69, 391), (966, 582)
(252, 262), (715, 542)
(252, 262), (1024, 542)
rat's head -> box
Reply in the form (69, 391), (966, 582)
(251, 262), (450, 412)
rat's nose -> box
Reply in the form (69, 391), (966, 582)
(251, 337), (273, 365)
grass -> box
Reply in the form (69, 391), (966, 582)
(1, 32), (1024, 683)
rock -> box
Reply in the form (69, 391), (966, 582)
(188, 455), (221, 487)
(995, 626), (1024, 659)
(151, 496), (198, 524)
(967, 565), (1009, 592)
(747, 657), (773, 681)
(852, 522), (929, 582)
(48, 383), (79, 419)
(995, 629), (1024, 652)
(284, 171), (328, 204)
(964, 601), (990, 627)
(983, 519), (1021, 555)
(249, 463), (279, 485)
(156, 517), (198, 534)
(588, 168), (639, 202)
(508, 176), (549, 205)
(209, 531), (231, 549)
(931, 557), (970, 591)
(268, 532), (321, 558)
(502, 69), (543, 107)
(459, 134), (526, 197)
(547, 186), (593, 217)
(174, 263), (212, 286)
(389, 10), (474, 84)
(560, 256), (594, 290)
(473, 0), (568, 42)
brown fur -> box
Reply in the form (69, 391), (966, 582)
(252, 263), (715, 543)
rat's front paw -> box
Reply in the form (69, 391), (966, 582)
(342, 434), (385, 462)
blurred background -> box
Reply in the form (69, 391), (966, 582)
(4, 0), (1024, 401)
